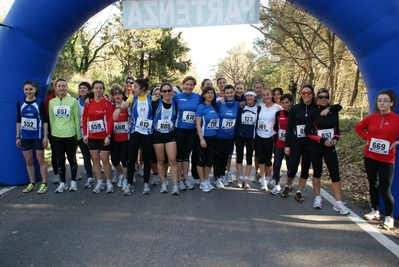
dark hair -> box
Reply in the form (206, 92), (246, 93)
(151, 87), (160, 95)
(160, 82), (172, 91)
(317, 88), (329, 96)
(299, 84), (316, 105)
(135, 78), (150, 91)
(23, 80), (40, 97)
(182, 76), (196, 86)
(55, 78), (67, 87)
(217, 77), (226, 84)
(280, 93), (293, 103)
(272, 87), (284, 103)
(201, 86), (217, 108)
(91, 80), (105, 90)
(224, 84), (235, 91)
(201, 78), (212, 88)
(78, 81), (92, 91)
(374, 89), (398, 113)
(254, 81), (264, 88)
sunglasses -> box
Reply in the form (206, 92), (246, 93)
(126, 82), (134, 85)
(318, 95), (329, 100)
(301, 91), (313, 96)
(162, 89), (172, 93)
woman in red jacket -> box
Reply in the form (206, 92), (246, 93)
(83, 80), (114, 194)
(355, 89), (399, 230)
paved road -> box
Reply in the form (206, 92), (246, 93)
(1, 161), (399, 266)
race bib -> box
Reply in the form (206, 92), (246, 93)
(296, 124), (305, 138)
(369, 138), (390, 155)
(113, 121), (129, 133)
(136, 117), (153, 134)
(89, 119), (105, 133)
(257, 120), (268, 132)
(241, 113), (256, 125)
(317, 128), (334, 141)
(278, 129), (286, 141)
(54, 105), (70, 118)
(157, 120), (174, 133)
(182, 111), (195, 123)
(21, 118), (37, 131)
(207, 118), (219, 129)
(221, 118), (235, 129)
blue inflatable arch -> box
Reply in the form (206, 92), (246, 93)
(0, 0), (398, 216)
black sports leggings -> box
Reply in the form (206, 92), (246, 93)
(287, 142), (310, 179)
(78, 139), (93, 178)
(127, 132), (152, 184)
(52, 136), (78, 183)
(48, 136), (58, 175)
(213, 138), (234, 178)
(111, 140), (128, 168)
(364, 157), (395, 216)
(196, 136), (216, 168)
(235, 136), (254, 165)
(175, 128), (196, 162)
(254, 135), (274, 166)
(310, 144), (340, 182)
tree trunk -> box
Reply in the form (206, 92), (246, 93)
(349, 66), (360, 106)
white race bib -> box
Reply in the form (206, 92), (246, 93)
(54, 105), (70, 118)
(156, 120), (174, 133)
(278, 129), (286, 141)
(89, 119), (105, 133)
(221, 118), (235, 129)
(241, 113), (256, 125)
(21, 118), (37, 131)
(317, 128), (334, 141)
(296, 124), (306, 138)
(369, 138), (390, 155)
(113, 121), (129, 133)
(136, 117), (152, 134)
(257, 120), (268, 132)
(207, 118), (219, 129)
(182, 111), (195, 123)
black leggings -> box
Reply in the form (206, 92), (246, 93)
(197, 136), (216, 168)
(235, 136), (254, 165)
(48, 136), (58, 175)
(127, 132), (152, 184)
(287, 142), (311, 179)
(310, 144), (340, 182)
(214, 138), (234, 178)
(273, 147), (289, 183)
(78, 138), (93, 178)
(111, 140), (129, 168)
(254, 135), (274, 166)
(52, 136), (78, 183)
(175, 128), (196, 162)
(364, 157), (395, 216)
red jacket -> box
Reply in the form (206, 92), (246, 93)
(355, 111), (399, 163)
(82, 98), (113, 139)
(112, 104), (129, 142)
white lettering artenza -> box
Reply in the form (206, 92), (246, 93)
(123, 0), (260, 29)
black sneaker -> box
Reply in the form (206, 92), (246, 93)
(294, 192), (304, 203)
(280, 185), (293, 198)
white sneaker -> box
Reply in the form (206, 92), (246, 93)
(143, 183), (151, 195)
(206, 179), (214, 190)
(236, 182), (243, 188)
(383, 216), (394, 230)
(52, 174), (60, 184)
(160, 182), (168, 193)
(112, 172), (119, 184)
(117, 175), (124, 188)
(84, 178), (94, 188)
(92, 182), (104, 194)
(123, 183), (133, 196)
(215, 178), (225, 189)
(313, 197), (322, 209)
(106, 183), (114, 194)
(171, 185), (179, 195)
(151, 175), (160, 185)
(364, 209), (380, 221)
(184, 179), (194, 190)
(265, 176), (274, 186)
(200, 182), (211, 193)
(178, 180), (186, 191)
(193, 179), (201, 185)
(69, 180), (77, 191)
(76, 173), (82, 180)
(225, 172), (233, 183)
(221, 176), (229, 186)
(243, 182), (251, 189)
(270, 184), (281, 195)
(55, 182), (68, 193)
(260, 178), (268, 191)
(333, 202), (350, 215)
(122, 179), (128, 191)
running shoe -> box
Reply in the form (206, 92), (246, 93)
(270, 184), (282, 195)
(280, 185), (294, 198)
(364, 209), (380, 221)
(200, 182), (211, 193)
(23, 183), (36, 193)
(160, 182), (168, 193)
(225, 172), (233, 183)
(106, 183), (114, 194)
(253, 172), (261, 183)
(243, 182), (251, 189)
(76, 172), (82, 180)
(221, 176), (229, 186)
(236, 182), (243, 188)
(265, 176), (274, 187)
(123, 183), (133, 196)
(193, 179), (201, 185)
(55, 182), (68, 193)
(333, 202), (350, 215)
(184, 179), (194, 190)
(178, 180), (186, 191)
(92, 182), (104, 194)
(84, 178), (94, 188)
(69, 180), (78, 192)
(260, 178), (268, 191)
(171, 185), (179, 195)
(117, 175), (124, 188)
(215, 178), (225, 189)
(294, 192), (304, 203)
(313, 197), (322, 209)
(143, 183), (151, 195)
(52, 174), (60, 184)
(122, 179), (128, 191)
(112, 172), (119, 184)
(37, 183), (48, 194)
(206, 179), (214, 190)
(383, 216), (394, 230)
(150, 175), (160, 185)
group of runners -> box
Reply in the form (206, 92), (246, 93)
(16, 76), (399, 229)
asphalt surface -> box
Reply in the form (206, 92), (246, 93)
(1, 160), (399, 266)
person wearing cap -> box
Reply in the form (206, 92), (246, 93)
(234, 90), (259, 188)
(172, 86), (180, 96)
(282, 85), (342, 202)
(305, 88), (349, 215)
(355, 89), (399, 230)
